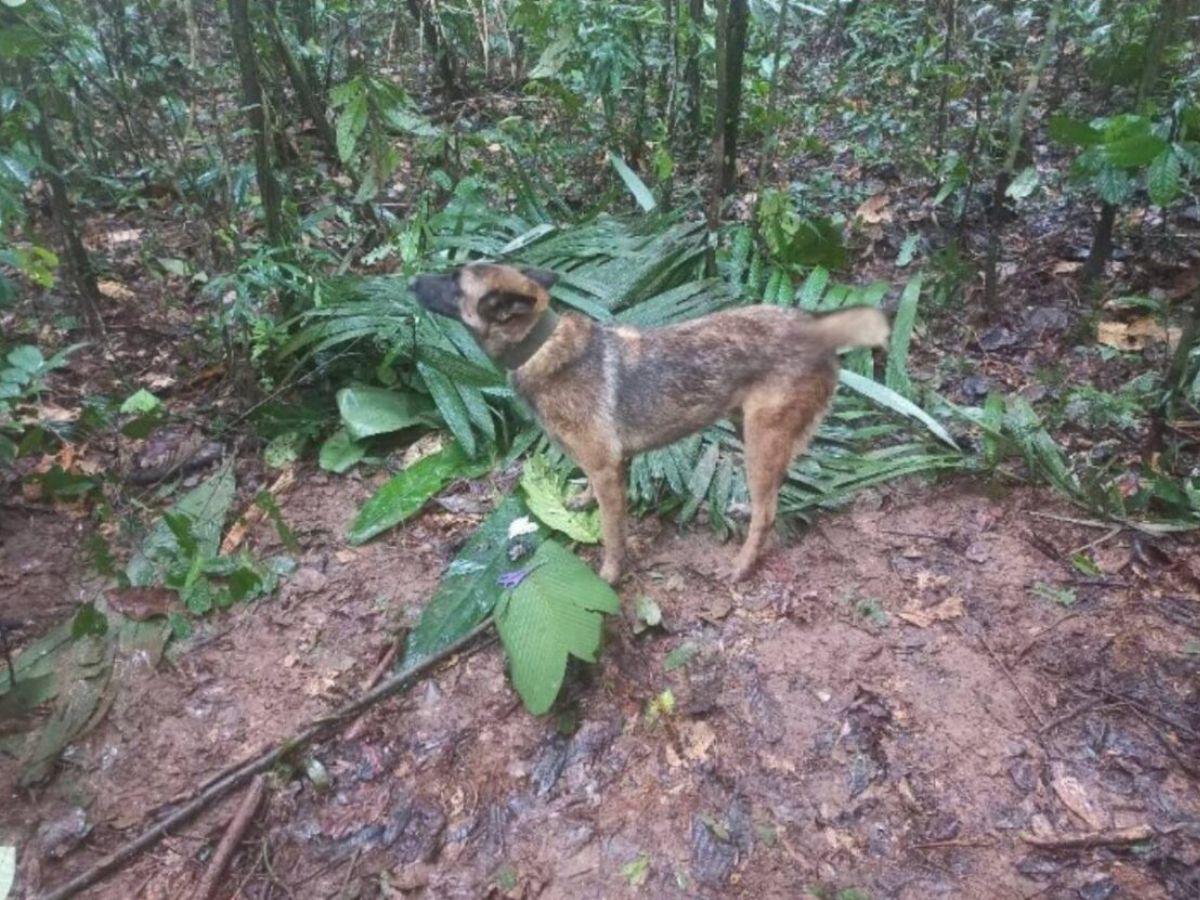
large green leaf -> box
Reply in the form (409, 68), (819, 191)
(404, 495), (543, 663)
(336, 87), (368, 163)
(494, 541), (619, 715)
(885, 275), (922, 397)
(1048, 115), (1103, 147)
(337, 385), (437, 440)
(126, 464), (236, 586)
(1104, 131), (1168, 169)
(1094, 166), (1134, 206)
(839, 370), (958, 449)
(318, 428), (365, 474)
(520, 454), (601, 543)
(348, 440), (489, 544)
(1146, 148), (1182, 206)
(609, 153), (657, 213)
(418, 362), (478, 458)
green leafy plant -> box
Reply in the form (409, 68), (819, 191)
(0, 342), (81, 462)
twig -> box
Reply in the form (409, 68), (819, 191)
(961, 623), (1046, 729)
(338, 847), (362, 899)
(1027, 511), (1113, 529)
(1015, 613), (1082, 660)
(1036, 699), (1106, 736)
(39, 618), (496, 900)
(914, 837), (995, 849)
(192, 775), (266, 900)
(343, 635), (404, 743)
(1019, 824), (1177, 850)
(1067, 526), (1122, 558)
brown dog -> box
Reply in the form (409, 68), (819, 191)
(412, 263), (889, 584)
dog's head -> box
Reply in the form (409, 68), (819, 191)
(411, 264), (558, 360)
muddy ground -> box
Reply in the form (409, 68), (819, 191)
(3, 470), (1198, 899)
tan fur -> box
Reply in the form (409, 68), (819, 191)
(412, 263), (889, 585)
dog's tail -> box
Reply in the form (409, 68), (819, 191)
(810, 306), (890, 350)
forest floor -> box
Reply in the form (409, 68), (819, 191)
(4, 460), (1200, 897)
(4, 125), (1200, 898)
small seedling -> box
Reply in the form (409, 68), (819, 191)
(621, 853), (650, 888)
(1031, 581), (1077, 607)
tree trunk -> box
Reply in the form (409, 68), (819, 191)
(229, 0), (286, 246)
(755, 0), (791, 183)
(1082, 202), (1116, 283)
(1145, 285), (1200, 458)
(683, 0), (704, 151)
(29, 82), (104, 335)
(1137, 0), (1181, 107)
(265, 3), (337, 160)
(982, 2), (1060, 312)
(406, 0), (463, 101)
(710, 0), (748, 201)
(932, 0), (956, 160)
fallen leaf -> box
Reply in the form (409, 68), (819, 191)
(106, 228), (143, 247)
(1097, 318), (1181, 351)
(898, 595), (965, 628)
(97, 280), (135, 301)
(1051, 260), (1083, 275)
(683, 721), (716, 762)
(1051, 764), (1110, 831)
(106, 587), (175, 621)
(855, 193), (893, 224)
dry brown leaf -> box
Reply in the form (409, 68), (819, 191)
(1097, 318), (1181, 352)
(106, 586), (175, 621)
(106, 228), (143, 247)
(1051, 765), (1110, 831)
(1052, 260), (1083, 275)
(855, 193), (893, 224)
(97, 279), (135, 301)
(897, 595), (965, 628)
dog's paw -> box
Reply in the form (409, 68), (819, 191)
(724, 558), (755, 584)
(599, 559), (623, 585)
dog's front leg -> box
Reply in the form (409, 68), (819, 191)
(585, 464), (627, 585)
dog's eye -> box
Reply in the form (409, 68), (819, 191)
(481, 291), (533, 322)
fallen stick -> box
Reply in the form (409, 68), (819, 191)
(40, 619), (496, 900)
(192, 775), (266, 900)
(1019, 824), (1177, 850)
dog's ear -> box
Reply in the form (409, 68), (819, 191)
(478, 289), (539, 324)
(519, 267), (558, 290)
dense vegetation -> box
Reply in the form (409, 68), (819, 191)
(1, 0), (1198, 863)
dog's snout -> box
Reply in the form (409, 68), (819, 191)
(411, 273), (461, 318)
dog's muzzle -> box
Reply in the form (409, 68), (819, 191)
(410, 274), (461, 319)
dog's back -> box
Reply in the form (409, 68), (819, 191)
(608, 305), (887, 454)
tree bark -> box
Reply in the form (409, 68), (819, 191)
(406, 0), (463, 101)
(29, 82), (104, 335)
(982, 2), (1060, 312)
(709, 0), (748, 214)
(756, 0), (791, 183)
(228, 0), (286, 245)
(265, 2), (337, 160)
(1082, 202), (1116, 283)
(932, 0), (957, 160)
(683, 0), (704, 151)
(1137, 0), (1181, 107)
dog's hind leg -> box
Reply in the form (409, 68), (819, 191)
(730, 374), (835, 581)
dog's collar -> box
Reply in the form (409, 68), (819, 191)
(496, 310), (559, 370)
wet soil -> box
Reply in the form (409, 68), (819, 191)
(3, 472), (1198, 899)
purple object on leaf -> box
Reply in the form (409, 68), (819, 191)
(498, 568), (532, 590)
